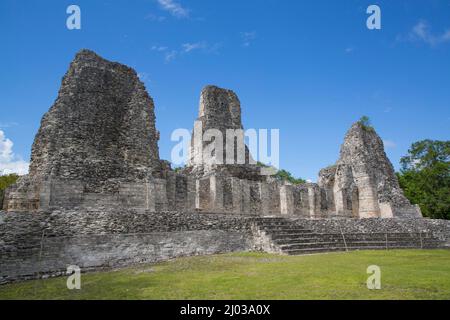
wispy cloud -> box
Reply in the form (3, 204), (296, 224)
(241, 31), (257, 47)
(345, 47), (354, 54)
(383, 140), (397, 149)
(152, 41), (221, 63)
(182, 41), (207, 53)
(151, 45), (168, 52)
(164, 50), (177, 63)
(401, 20), (450, 46)
(0, 122), (18, 129)
(0, 130), (29, 175)
(145, 13), (166, 22)
(157, 0), (189, 18)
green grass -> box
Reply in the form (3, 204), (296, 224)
(1, 250), (450, 300)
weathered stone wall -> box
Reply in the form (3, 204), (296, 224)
(0, 210), (255, 283)
(319, 122), (422, 219)
(185, 85), (262, 180)
(2, 49), (164, 212)
(1, 50), (428, 220)
(2, 210), (449, 284)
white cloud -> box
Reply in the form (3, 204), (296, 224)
(154, 41), (221, 63)
(345, 47), (354, 54)
(0, 122), (19, 128)
(383, 140), (397, 149)
(0, 130), (29, 175)
(151, 45), (168, 52)
(145, 13), (166, 22)
(241, 31), (257, 47)
(182, 41), (207, 53)
(164, 50), (177, 62)
(406, 20), (450, 46)
(157, 0), (189, 18)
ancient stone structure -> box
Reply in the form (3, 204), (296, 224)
(3, 50), (171, 212)
(318, 122), (422, 219)
(1, 49), (446, 284)
(2, 49), (422, 220)
(1, 210), (449, 283)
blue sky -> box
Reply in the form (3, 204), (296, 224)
(0, 0), (449, 181)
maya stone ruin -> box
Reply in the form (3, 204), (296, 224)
(3, 50), (449, 284)
(2, 49), (422, 219)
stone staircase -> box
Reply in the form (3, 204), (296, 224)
(254, 217), (443, 255)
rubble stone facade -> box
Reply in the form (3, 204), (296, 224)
(2, 50), (421, 219)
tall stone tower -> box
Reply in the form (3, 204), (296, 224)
(186, 85), (262, 180)
(319, 121), (422, 218)
(3, 49), (164, 211)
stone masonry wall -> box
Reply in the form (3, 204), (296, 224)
(0, 210), (255, 283)
(2, 209), (449, 284)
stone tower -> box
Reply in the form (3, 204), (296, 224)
(3, 49), (165, 211)
(319, 121), (422, 218)
(186, 85), (261, 180)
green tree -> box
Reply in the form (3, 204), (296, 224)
(0, 174), (19, 191)
(397, 140), (450, 219)
(0, 174), (19, 209)
(358, 115), (374, 131)
(256, 162), (306, 184)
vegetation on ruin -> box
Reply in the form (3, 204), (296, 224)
(256, 162), (306, 184)
(273, 169), (307, 185)
(397, 140), (450, 219)
(0, 174), (18, 191)
(358, 115), (374, 132)
(0, 174), (18, 206)
(1, 250), (450, 300)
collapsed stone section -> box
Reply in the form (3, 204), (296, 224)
(185, 85), (262, 181)
(318, 122), (422, 218)
(3, 49), (167, 211)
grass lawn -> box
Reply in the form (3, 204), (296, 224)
(1, 249), (450, 300)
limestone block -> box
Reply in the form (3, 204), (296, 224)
(209, 175), (224, 212)
(280, 185), (294, 215)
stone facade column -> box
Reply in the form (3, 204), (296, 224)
(186, 176), (197, 211)
(259, 182), (270, 215)
(145, 180), (156, 212)
(230, 177), (243, 214)
(165, 172), (177, 211)
(280, 185), (294, 215)
(153, 179), (168, 211)
(354, 174), (380, 218)
(307, 185), (318, 218)
(196, 178), (210, 210)
(241, 179), (251, 214)
(209, 175), (223, 212)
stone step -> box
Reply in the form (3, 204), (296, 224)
(271, 235), (431, 243)
(264, 229), (314, 235)
(274, 237), (440, 246)
(270, 232), (432, 240)
(284, 244), (434, 255)
(285, 247), (347, 255)
(280, 240), (434, 250)
(254, 217), (442, 255)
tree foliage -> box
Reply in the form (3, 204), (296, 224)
(397, 140), (450, 219)
(0, 174), (19, 209)
(0, 174), (19, 191)
(257, 162), (306, 185)
(358, 115), (374, 131)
